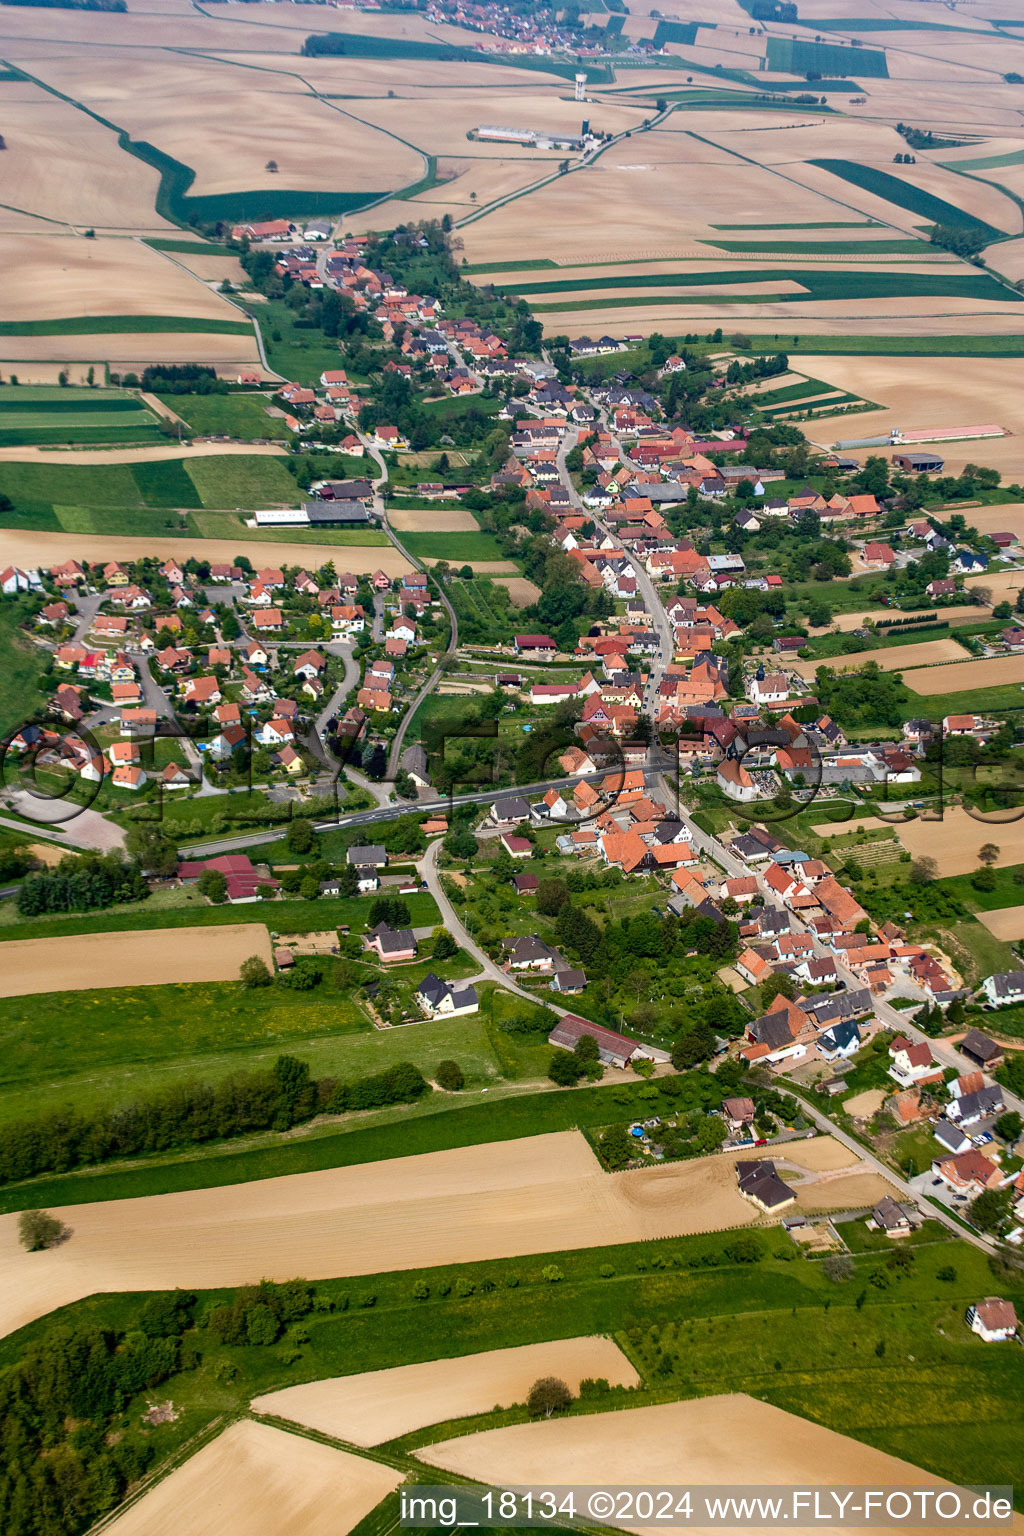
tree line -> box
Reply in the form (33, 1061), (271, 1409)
(17, 853), (149, 916)
(0, 1055), (429, 1185)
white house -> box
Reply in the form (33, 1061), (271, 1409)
(747, 670), (789, 707)
(966, 1298), (1018, 1342)
(982, 970), (1024, 1007)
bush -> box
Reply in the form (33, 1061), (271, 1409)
(541, 1265), (565, 1283)
(435, 1059), (465, 1092)
(240, 955), (272, 988)
(17, 1209), (66, 1251)
(548, 1049), (585, 1086)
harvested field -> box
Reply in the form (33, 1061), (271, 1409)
(103, 1419), (401, 1536)
(843, 1089), (887, 1117)
(2, 332), (259, 366)
(964, 570), (1024, 605)
(792, 1171), (895, 1211)
(802, 355), (1024, 478)
(0, 923), (272, 999)
(420, 1395), (977, 1534)
(893, 807), (1024, 875)
(963, 503), (1024, 540)
(389, 508), (480, 532)
(0, 234), (240, 322)
(252, 1337), (639, 1445)
(822, 606), (990, 632)
(901, 653), (1024, 694)
(0, 530), (412, 576)
(0, 1133), (853, 1340)
(493, 575), (542, 606)
(792, 637), (966, 677)
(0, 441), (286, 466)
(979, 905), (1024, 941)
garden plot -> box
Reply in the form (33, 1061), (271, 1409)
(252, 1337), (639, 1445)
(0, 1134), (856, 1341)
(894, 807), (1024, 876)
(0, 924), (272, 999)
(420, 1395), (972, 1533)
(103, 1419), (401, 1536)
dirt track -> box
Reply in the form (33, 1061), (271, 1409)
(0, 1133), (865, 1341)
(104, 1419), (401, 1536)
(252, 1337), (639, 1446)
(0, 442), (286, 466)
(420, 1395), (1003, 1536)
(0, 923), (271, 998)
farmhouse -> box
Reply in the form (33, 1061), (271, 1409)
(960, 1027), (1003, 1068)
(981, 971), (1024, 1008)
(366, 923), (418, 964)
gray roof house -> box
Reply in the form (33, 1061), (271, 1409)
(346, 844), (388, 867)
(417, 972), (479, 1018)
(736, 1160), (796, 1212)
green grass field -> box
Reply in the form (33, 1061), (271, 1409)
(767, 35), (889, 76)
(0, 384), (163, 446)
(0, 453), (300, 528)
(508, 267), (1014, 303)
(249, 298), (354, 387)
(810, 160), (1004, 237)
(748, 333), (1024, 356)
(144, 237), (235, 256)
(397, 530), (505, 561)
(710, 238), (926, 255)
(0, 315), (253, 337)
(162, 392), (293, 442)
(942, 148), (1024, 172)
(0, 979), (514, 1127)
(0, 598), (47, 737)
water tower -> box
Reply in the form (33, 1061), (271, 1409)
(575, 72), (587, 102)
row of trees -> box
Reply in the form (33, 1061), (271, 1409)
(0, 1055), (429, 1185)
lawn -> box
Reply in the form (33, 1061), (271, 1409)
(0, 597), (48, 737)
(164, 392), (294, 442)
(0, 453), (300, 522)
(810, 160), (1003, 237)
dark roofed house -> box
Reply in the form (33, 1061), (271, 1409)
(366, 922), (417, 963)
(947, 1083), (1004, 1127)
(550, 968), (587, 994)
(960, 1027), (1003, 1069)
(736, 1160), (796, 1212)
(503, 935), (562, 971)
(491, 794), (530, 826)
(346, 844), (388, 867)
(416, 972), (479, 1017)
(512, 871), (540, 896)
(547, 1013), (667, 1068)
(867, 1196), (912, 1236)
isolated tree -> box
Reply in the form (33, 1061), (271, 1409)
(598, 1123), (634, 1170)
(18, 1210), (65, 1252)
(995, 1110), (1022, 1143)
(240, 955), (272, 988)
(548, 1049), (585, 1086)
(969, 1186), (1012, 1234)
(909, 856), (938, 884)
(978, 842), (1000, 867)
(436, 1059), (465, 1091)
(536, 877), (570, 916)
(265, 159), (278, 173)
(527, 1376), (573, 1418)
